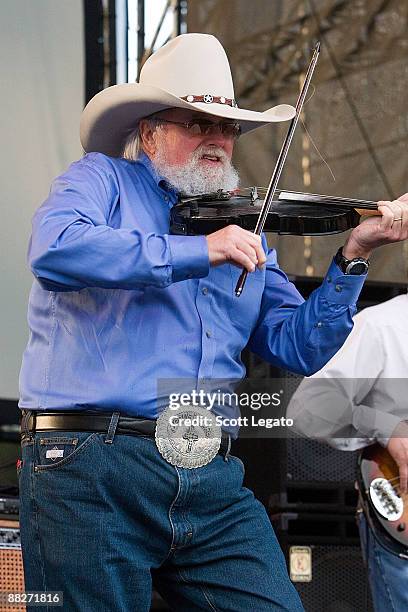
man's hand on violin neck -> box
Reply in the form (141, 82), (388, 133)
(206, 225), (267, 272)
(343, 193), (408, 260)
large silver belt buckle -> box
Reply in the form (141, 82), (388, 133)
(155, 405), (221, 469)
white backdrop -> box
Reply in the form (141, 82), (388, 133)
(0, 0), (84, 399)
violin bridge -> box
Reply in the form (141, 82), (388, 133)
(250, 186), (259, 204)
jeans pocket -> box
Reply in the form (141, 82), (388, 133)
(33, 431), (99, 472)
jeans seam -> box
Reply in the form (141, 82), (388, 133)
(370, 529), (397, 612)
(39, 437), (78, 445)
(30, 459), (50, 611)
(163, 466), (182, 563)
(177, 568), (219, 612)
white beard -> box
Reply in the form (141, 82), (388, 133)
(152, 145), (240, 196)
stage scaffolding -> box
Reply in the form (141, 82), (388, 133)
(84, 0), (408, 282)
(187, 0), (408, 282)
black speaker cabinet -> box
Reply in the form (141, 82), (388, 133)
(232, 361), (360, 512)
(232, 425), (359, 512)
(271, 512), (374, 612)
(288, 542), (373, 612)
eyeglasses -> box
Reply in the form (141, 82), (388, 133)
(154, 118), (241, 139)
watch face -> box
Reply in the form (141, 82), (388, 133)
(346, 261), (368, 275)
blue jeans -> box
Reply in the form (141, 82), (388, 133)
(19, 419), (304, 611)
(358, 511), (408, 612)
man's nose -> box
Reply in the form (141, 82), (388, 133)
(202, 127), (229, 146)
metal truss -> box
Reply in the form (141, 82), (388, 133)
(188, 0), (407, 103)
(137, 0), (188, 76)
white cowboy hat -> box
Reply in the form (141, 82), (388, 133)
(80, 33), (296, 157)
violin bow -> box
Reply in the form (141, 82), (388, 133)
(235, 41), (321, 297)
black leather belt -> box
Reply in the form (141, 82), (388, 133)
(20, 410), (232, 457)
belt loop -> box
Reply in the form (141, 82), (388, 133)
(224, 435), (231, 461)
(21, 410), (32, 436)
(104, 411), (120, 444)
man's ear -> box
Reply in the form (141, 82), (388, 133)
(139, 120), (158, 157)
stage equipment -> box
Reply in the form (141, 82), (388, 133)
(0, 437), (20, 524)
(0, 520), (24, 612)
(270, 512), (373, 612)
(84, 0), (121, 102)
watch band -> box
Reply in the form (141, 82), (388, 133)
(334, 247), (370, 275)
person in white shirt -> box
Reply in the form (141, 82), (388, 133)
(287, 293), (408, 611)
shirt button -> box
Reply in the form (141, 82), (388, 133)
(316, 321), (323, 328)
(164, 195), (169, 202)
(335, 284), (342, 292)
(206, 330), (211, 338)
(202, 287), (208, 295)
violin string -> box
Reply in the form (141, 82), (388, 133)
(299, 116), (336, 183)
(303, 83), (316, 107)
(242, 188), (376, 209)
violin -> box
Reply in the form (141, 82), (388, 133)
(170, 187), (379, 237)
(171, 43), (381, 296)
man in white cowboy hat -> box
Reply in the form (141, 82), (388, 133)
(18, 33), (408, 611)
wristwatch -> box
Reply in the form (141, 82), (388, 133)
(334, 247), (370, 275)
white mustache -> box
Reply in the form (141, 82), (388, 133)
(152, 141), (239, 195)
(194, 147), (229, 163)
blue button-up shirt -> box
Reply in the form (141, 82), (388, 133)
(19, 152), (365, 424)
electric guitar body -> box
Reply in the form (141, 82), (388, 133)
(358, 444), (408, 556)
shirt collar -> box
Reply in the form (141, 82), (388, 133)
(137, 152), (178, 202)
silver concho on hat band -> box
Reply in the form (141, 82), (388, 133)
(155, 405), (221, 469)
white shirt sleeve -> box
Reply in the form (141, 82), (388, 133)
(287, 314), (402, 449)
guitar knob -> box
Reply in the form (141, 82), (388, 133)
(397, 523), (406, 532)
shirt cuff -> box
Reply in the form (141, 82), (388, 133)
(375, 415), (405, 448)
(318, 259), (367, 305)
(168, 235), (210, 282)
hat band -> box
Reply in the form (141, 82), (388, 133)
(181, 94), (238, 107)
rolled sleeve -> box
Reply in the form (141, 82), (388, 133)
(168, 234), (210, 282)
(353, 406), (404, 448)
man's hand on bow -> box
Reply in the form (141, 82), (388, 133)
(206, 225), (267, 272)
(343, 193), (408, 260)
